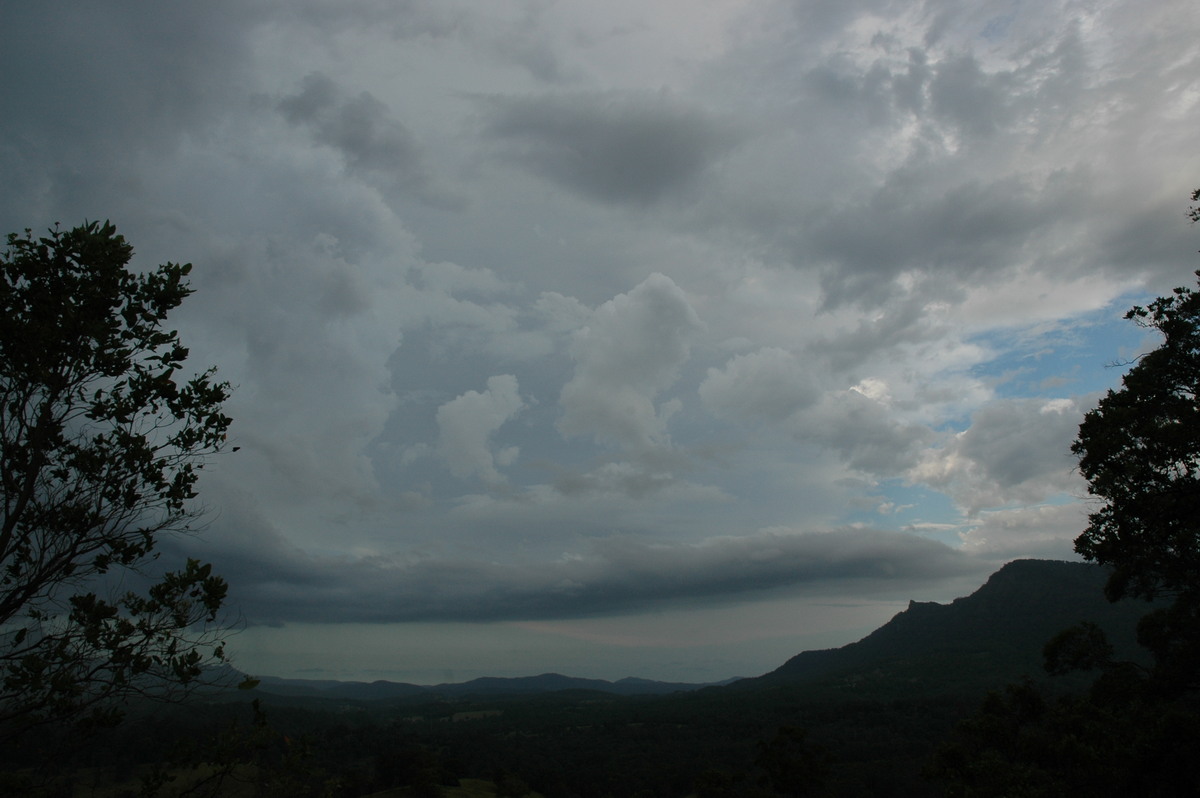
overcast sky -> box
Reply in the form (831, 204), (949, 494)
(3, 0), (1199, 684)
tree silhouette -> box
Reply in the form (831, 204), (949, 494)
(0, 221), (232, 737)
(934, 191), (1200, 795)
(1073, 268), (1200, 691)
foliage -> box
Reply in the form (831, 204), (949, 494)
(1072, 265), (1200, 691)
(754, 725), (830, 797)
(929, 678), (1200, 797)
(1041, 621), (1116, 676)
(1073, 271), (1200, 606)
(139, 699), (347, 798)
(0, 221), (232, 736)
(9, 685), (962, 798)
(935, 192), (1200, 795)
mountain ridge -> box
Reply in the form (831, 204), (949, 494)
(243, 559), (1149, 702)
(249, 671), (731, 700)
(746, 558), (1150, 693)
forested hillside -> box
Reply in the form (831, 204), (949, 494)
(753, 559), (1149, 695)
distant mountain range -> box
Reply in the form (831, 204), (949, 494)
(250, 671), (732, 701)
(244, 559), (1151, 703)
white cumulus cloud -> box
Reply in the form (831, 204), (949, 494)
(437, 375), (525, 484)
(558, 273), (703, 454)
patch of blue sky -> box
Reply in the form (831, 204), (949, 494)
(979, 12), (1016, 43)
(848, 479), (964, 545)
(1035, 492), (1083, 508)
(969, 291), (1159, 401)
(929, 409), (973, 435)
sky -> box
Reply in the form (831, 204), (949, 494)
(2, 0), (1199, 685)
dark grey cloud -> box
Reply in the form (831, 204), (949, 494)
(783, 0), (892, 45)
(481, 91), (742, 205)
(891, 48), (932, 114)
(928, 53), (1014, 139)
(279, 73), (458, 208)
(796, 391), (935, 476)
(261, 0), (465, 38)
(912, 397), (1086, 514)
(262, 1), (575, 83)
(200, 525), (982, 624)
(488, 15), (574, 83)
(809, 169), (1086, 309)
(700, 348), (822, 424)
(693, 7), (1145, 313)
(925, 30), (1090, 142)
(0, 2), (258, 227)
(550, 463), (690, 500)
(813, 291), (951, 372)
(956, 399), (1081, 489)
(1099, 193), (1200, 286)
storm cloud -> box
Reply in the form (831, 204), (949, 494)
(210, 526), (980, 624)
(482, 91), (741, 205)
(3, 0), (1198, 681)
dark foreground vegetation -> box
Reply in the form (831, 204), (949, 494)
(0, 559), (1163, 797)
(3, 683), (970, 797)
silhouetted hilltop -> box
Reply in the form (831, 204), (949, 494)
(749, 559), (1149, 694)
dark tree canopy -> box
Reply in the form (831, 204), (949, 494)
(1071, 268), (1200, 693)
(0, 221), (232, 735)
(935, 192), (1200, 796)
(1073, 272), (1200, 606)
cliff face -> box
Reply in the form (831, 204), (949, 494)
(752, 559), (1150, 692)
